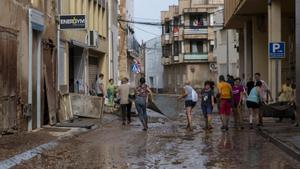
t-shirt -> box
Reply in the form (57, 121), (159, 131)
(255, 80), (269, 101)
(201, 89), (213, 106)
(184, 85), (194, 101)
(118, 83), (130, 104)
(96, 79), (103, 94)
(217, 82), (232, 99)
(278, 84), (293, 102)
(247, 87), (259, 103)
(232, 85), (244, 104)
(136, 84), (149, 97)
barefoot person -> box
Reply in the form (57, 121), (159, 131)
(178, 81), (198, 131)
(246, 81), (264, 129)
(135, 77), (152, 131)
(217, 75), (233, 131)
(201, 81), (215, 130)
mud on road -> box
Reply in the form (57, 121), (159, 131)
(13, 95), (300, 169)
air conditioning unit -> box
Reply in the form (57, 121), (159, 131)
(87, 30), (99, 47)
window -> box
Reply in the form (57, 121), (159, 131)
(189, 13), (208, 28)
(190, 41), (206, 53)
(174, 41), (180, 56)
(165, 21), (171, 33)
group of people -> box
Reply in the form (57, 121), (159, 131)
(94, 74), (153, 131)
(94, 72), (297, 132)
(179, 73), (297, 132)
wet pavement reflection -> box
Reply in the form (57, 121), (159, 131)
(14, 95), (300, 169)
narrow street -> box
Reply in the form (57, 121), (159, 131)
(13, 95), (300, 169)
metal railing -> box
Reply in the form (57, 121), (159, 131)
(184, 53), (209, 61)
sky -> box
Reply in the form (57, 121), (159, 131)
(134, 0), (178, 43)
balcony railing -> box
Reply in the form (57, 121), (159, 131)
(184, 28), (208, 35)
(184, 53), (208, 61)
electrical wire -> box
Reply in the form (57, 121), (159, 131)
(132, 16), (161, 21)
(133, 25), (161, 36)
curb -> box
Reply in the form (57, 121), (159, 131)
(258, 129), (300, 161)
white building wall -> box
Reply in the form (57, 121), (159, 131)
(212, 8), (239, 77)
(145, 37), (164, 90)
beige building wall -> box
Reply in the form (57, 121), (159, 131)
(60, 0), (108, 91)
(252, 16), (269, 83)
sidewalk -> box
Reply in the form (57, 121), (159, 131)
(0, 114), (118, 168)
(259, 118), (300, 161)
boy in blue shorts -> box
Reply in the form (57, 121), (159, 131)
(201, 81), (215, 130)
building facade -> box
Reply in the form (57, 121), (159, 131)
(225, 0), (299, 120)
(119, 0), (143, 86)
(145, 37), (164, 92)
(224, 0), (296, 98)
(161, 0), (224, 93)
(59, 0), (108, 94)
(0, 0), (57, 132)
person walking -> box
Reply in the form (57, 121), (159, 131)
(254, 73), (273, 125)
(232, 78), (245, 129)
(246, 81), (264, 129)
(178, 81), (198, 132)
(201, 81), (214, 130)
(217, 75), (233, 131)
(107, 79), (116, 111)
(117, 77), (132, 125)
(135, 77), (152, 131)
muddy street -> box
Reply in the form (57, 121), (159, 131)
(13, 95), (300, 169)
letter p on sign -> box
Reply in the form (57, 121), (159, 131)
(269, 42), (285, 59)
(273, 44), (281, 53)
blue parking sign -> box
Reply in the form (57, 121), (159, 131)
(269, 42), (285, 59)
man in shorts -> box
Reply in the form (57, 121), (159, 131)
(217, 75), (233, 131)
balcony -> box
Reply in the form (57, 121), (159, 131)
(184, 53), (208, 62)
(182, 26), (209, 39)
(161, 33), (173, 45)
(184, 28), (208, 35)
(161, 57), (172, 65)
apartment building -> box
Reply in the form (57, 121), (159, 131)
(161, 0), (224, 93)
(145, 37), (164, 92)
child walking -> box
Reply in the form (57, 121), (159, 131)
(201, 81), (215, 130)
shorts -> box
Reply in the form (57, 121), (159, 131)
(185, 100), (196, 108)
(220, 99), (232, 116)
(201, 104), (213, 117)
(246, 101), (260, 109)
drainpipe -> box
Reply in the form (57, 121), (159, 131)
(226, 30), (229, 75)
(56, 0), (61, 90)
(108, 0), (113, 81)
(28, 12), (33, 131)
